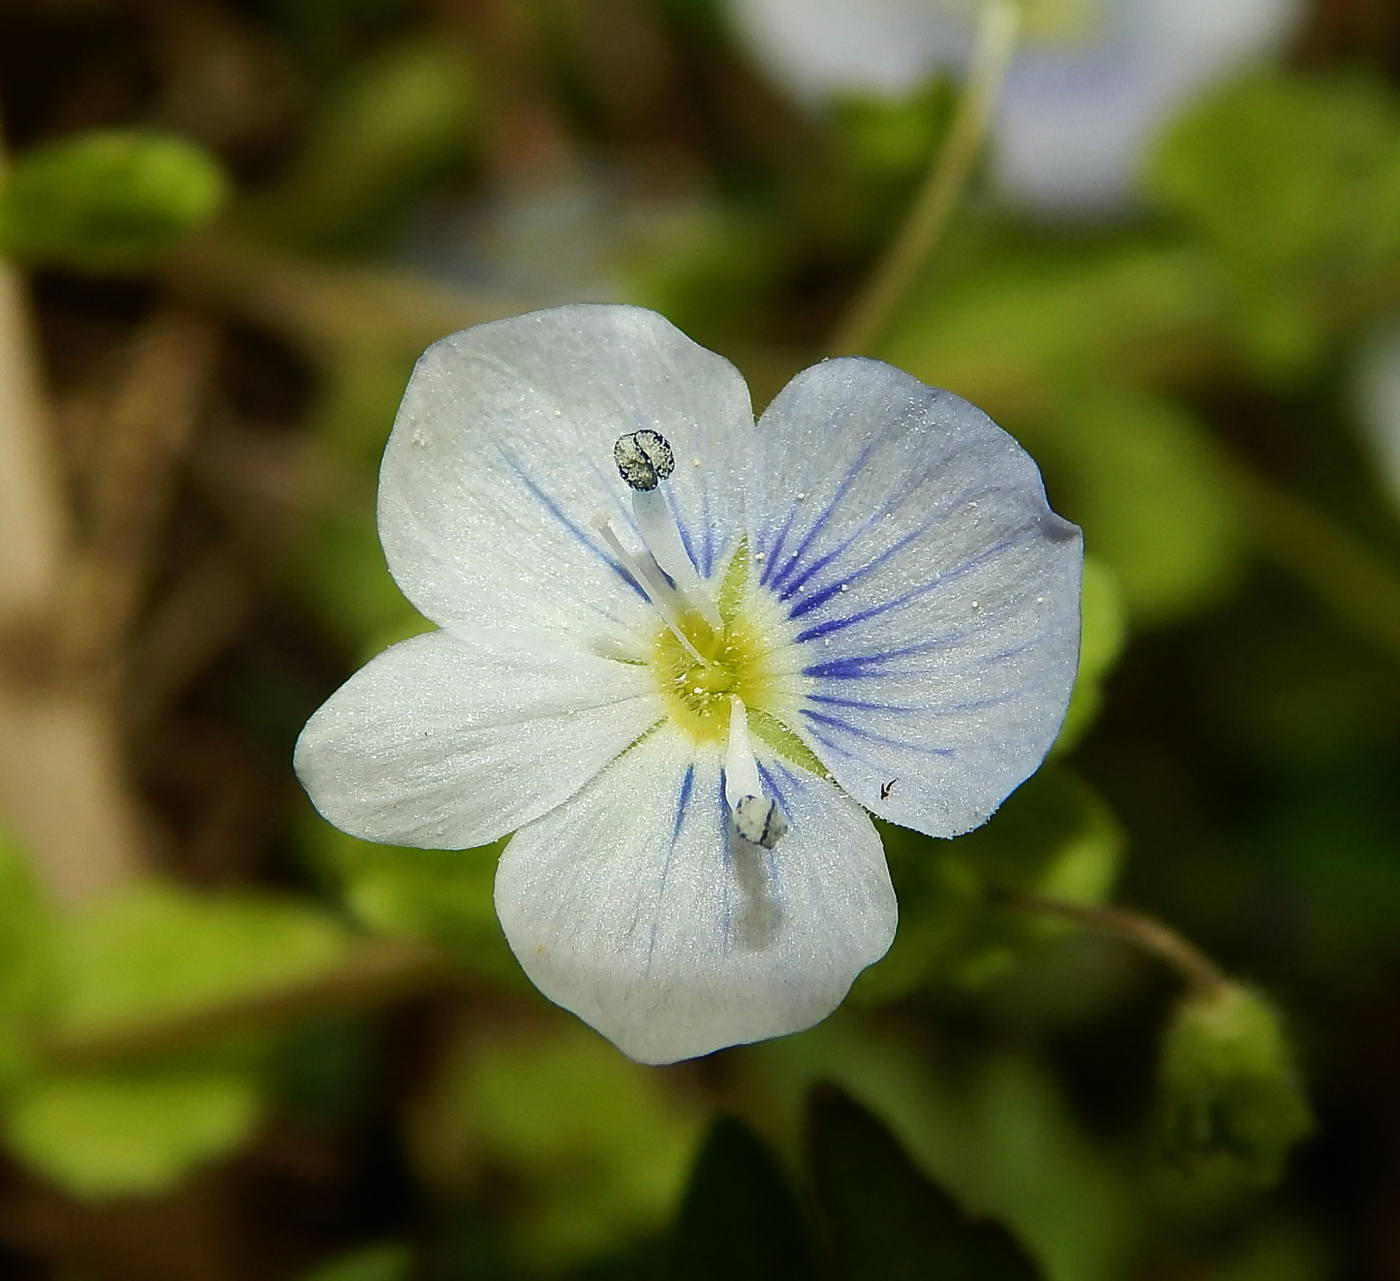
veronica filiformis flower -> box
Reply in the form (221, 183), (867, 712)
(294, 305), (1081, 1064)
(729, 0), (1302, 215)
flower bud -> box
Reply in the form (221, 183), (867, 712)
(0, 130), (227, 274)
(1158, 983), (1313, 1185)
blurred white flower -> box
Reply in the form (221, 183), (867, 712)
(729, 0), (1303, 214)
(294, 305), (1081, 1063)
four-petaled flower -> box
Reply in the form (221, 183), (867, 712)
(295, 305), (1082, 1064)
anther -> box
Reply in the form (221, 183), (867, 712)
(733, 795), (788, 849)
(614, 430), (674, 492)
(612, 430), (720, 630)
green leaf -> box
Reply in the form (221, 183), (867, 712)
(308, 821), (520, 986)
(0, 129), (227, 274)
(0, 832), (58, 1087)
(668, 1116), (817, 1281)
(53, 881), (351, 1039)
(242, 39), (480, 251)
(298, 1244), (415, 1281)
(1048, 388), (1244, 625)
(409, 1022), (701, 1270)
(1150, 71), (1400, 375)
(2, 1066), (260, 1199)
(949, 766), (1125, 989)
(806, 1085), (1043, 1281)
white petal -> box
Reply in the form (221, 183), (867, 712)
(750, 357), (1082, 839)
(294, 629), (663, 849)
(726, 0), (963, 102)
(378, 305), (754, 646)
(495, 723), (896, 1065)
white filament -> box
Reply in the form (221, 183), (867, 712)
(725, 695), (788, 848)
(631, 488), (722, 630)
(596, 518), (708, 664)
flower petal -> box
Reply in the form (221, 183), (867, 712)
(294, 629), (663, 849)
(379, 304), (755, 645)
(750, 357), (1082, 839)
(494, 723), (896, 1064)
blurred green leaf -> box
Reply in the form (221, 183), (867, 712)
(668, 1116), (817, 1281)
(806, 1085), (1043, 1281)
(1150, 72), (1400, 376)
(0, 129), (227, 274)
(2, 1065), (260, 1198)
(310, 822), (519, 985)
(886, 239), (1220, 419)
(1052, 556), (1127, 754)
(409, 1022), (701, 1270)
(53, 881), (350, 1038)
(243, 38), (480, 252)
(298, 1243), (415, 1281)
(0, 833), (57, 1088)
(951, 766), (1125, 988)
(1048, 388), (1244, 625)
(1158, 984), (1314, 1187)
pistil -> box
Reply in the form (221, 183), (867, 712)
(724, 695), (788, 849)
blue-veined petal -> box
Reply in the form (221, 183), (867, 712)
(494, 721), (897, 1064)
(378, 305), (754, 648)
(750, 357), (1081, 838)
(295, 629), (664, 850)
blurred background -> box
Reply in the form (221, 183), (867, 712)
(0, 0), (1399, 1278)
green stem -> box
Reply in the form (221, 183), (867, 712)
(990, 885), (1227, 997)
(827, 0), (1021, 357)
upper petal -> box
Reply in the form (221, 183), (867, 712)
(378, 304), (755, 642)
(494, 723), (896, 1065)
(750, 357), (1082, 839)
(294, 629), (663, 850)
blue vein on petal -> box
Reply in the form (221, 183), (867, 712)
(646, 763), (695, 972)
(782, 478), (1018, 614)
(800, 709), (956, 757)
(763, 443), (874, 589)
(802, 627), (1013, 679)
(793, 533), (1020, 643)
(502, 454), (648, 600)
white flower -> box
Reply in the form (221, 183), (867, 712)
(294, 304), (1081, 1064)
(728, 0), (1303, 214)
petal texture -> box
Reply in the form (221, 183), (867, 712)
(750, 357), (1081, 839)
(379, 304), (755, 651)
(295, 629), (663, 850)
(495, 723), (896, 1064)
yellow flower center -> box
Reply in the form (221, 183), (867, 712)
(653, 608), (773, 744)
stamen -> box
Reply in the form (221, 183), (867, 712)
(615, 431), (722, 630)
(596, 518), (707, 665)
(725, 695), (788, 849)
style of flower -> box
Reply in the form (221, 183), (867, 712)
(728, 0), (1302, 214)
(294, 304), (1082, 1064)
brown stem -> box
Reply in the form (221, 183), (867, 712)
(989, 885), (1227, 996)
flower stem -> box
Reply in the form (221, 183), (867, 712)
(827, 0), (1021, 358)
(989, 885), (1227, 997)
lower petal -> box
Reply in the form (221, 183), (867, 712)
(494, 724), (896, 1065)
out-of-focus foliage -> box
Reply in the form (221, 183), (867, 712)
(1158, 984), (1315, 1186)
(0, 130), (228, 273)
(1, 0), (1398, 1276)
